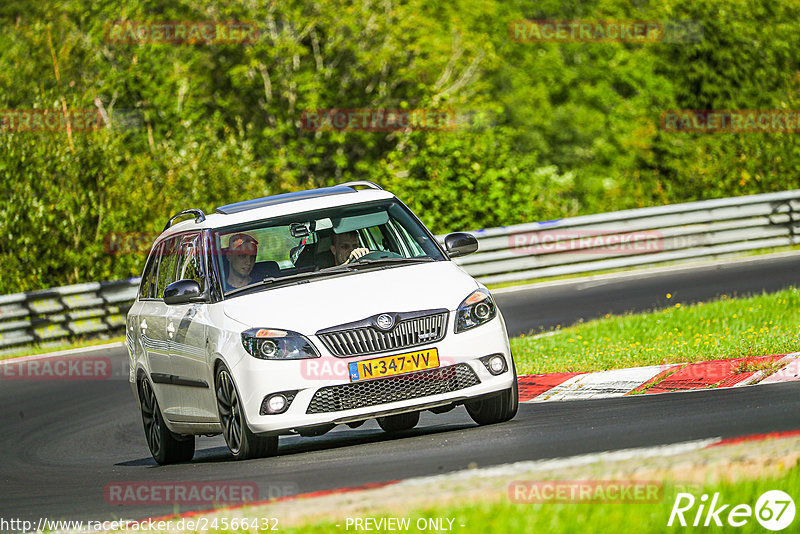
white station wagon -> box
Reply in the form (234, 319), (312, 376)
(127, 181), (518, 464)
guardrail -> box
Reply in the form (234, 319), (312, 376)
(444, 189), (800, 285)
(0, 280), (138, 349)
(1, 189), (798, 349)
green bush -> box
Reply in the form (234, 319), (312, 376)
(2, 0), (799, 293)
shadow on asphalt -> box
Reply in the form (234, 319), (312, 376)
(115, 418), (483, 467)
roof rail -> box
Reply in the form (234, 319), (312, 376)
(163, 209), (206, 231)
(338, 180), (383, 190)
(215, 186), (356, 215)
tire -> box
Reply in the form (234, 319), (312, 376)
(215, 363), (278, 460)
(377, 411), (420, 432)
(138, 377), (195, 465)
(465, 373), (519, 426)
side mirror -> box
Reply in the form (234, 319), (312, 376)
(164, 279), (203, 305)
(444, 232), (478, 258)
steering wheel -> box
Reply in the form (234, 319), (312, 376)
(353, 250), (403, 262)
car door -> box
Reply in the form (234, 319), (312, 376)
(128, 244), (161, 380)
(166, 232), (216, 421)
(147, 235), (183, 417)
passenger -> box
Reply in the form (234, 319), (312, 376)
(330, 231), (370, 265)
(226, 233), (258, 290)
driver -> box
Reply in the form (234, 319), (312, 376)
(330, 231), (370, 265)
(225, 233), (258, 290)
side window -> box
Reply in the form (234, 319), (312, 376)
(364, 226), (385, 251)
(175, 233), (205, 291)
(388, 219), (424, 257)
(155, 236), (181, 299)
(138, 243), (162, 299)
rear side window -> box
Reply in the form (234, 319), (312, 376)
(138, 243), (162, 299)
(155, 236), (181, 298)
(175, 233), (205, 291)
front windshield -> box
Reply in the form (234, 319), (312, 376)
(212, 200), (446, 297)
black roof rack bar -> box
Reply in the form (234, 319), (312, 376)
(338, 180), (383, 190)
(163, 209), (206, 231)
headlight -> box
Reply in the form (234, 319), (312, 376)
(455, 289), (497, 333)
(241, 328), (320, 360)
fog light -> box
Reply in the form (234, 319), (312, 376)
(260, 391), (297, 415)
(489, 355), (505, 374)
(479, 354), (508, 375)
(267, 394), (287, 413)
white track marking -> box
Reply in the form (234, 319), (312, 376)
(398, 438), (721, 486)
(523, 373), (586, 402)
(528, 365), (674, 402)
(524, 330), (562, 340)
(759, 353), (800, 384)
(736, 370), (767, 387)
(0, 341), (125, 364)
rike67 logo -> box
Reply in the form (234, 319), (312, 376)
(668, 490), (795, 531)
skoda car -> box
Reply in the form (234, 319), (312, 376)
(127, 181), (518, 464)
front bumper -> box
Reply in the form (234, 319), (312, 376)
(231, 314), (514, 434)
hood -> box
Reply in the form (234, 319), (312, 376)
(222, 261), (480, 333)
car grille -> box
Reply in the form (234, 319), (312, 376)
(306, 363), (480, 414)
(318, 311), (448, 357)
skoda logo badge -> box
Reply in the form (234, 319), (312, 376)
(376, 314), (394, 330)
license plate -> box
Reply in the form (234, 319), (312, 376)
(348, 348), (439, 382)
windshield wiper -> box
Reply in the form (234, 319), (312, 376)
(226, 265), (354, 297)
(261, 265), (355, 285)
(351, 256), (436, 267)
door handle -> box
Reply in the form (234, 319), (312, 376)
(140, 319), (147, 331)
(167, 322), (175, 338)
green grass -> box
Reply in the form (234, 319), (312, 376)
(0, 335), (126, 360)
(510, 287), (800, 375)
(268, 466), (800, 534)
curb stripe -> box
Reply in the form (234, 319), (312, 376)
(518, 353), (800, 403)
(627, 364), (683, 394)
(526, 373), (588, 402)
(531, 365), (670, 402)
(759, 353), (800, 384)
(705, 429), (800, 448)
(518, 372), (584, 402)
(643, 354), (786, 394)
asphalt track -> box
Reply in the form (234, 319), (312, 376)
(496, 252), (800, 336)
(1, 253), (800, 524)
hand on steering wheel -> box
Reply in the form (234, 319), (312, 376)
(346, 247), (370, 263)
(347, 250), (404, 263)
